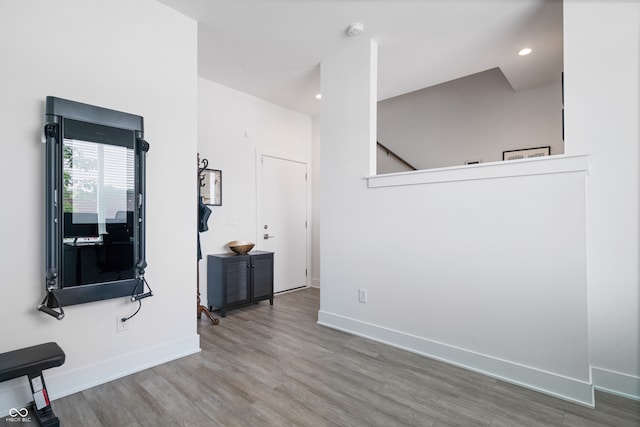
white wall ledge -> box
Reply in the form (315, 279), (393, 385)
(367, 154), (591, 188)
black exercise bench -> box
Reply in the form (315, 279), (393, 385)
(0, 342), (65, 426)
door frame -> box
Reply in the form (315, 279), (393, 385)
(255, 150), (311, 289)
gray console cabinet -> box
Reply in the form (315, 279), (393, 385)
(207, 251), (274, 317)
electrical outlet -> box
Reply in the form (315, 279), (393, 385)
(116, 314), (129, 332)
(358, 289), (367, 303)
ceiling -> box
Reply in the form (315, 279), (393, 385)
(157, 0), (563, 116)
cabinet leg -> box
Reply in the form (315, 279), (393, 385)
(270, 298), (273, 305)
(221, 309), (226, 317)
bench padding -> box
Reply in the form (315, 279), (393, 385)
(0, 342), (65, 382)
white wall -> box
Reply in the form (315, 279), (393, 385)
(564, 0), (640, 399)
(319, 38), (593, 405)
(197, 78), (312, 304)
(377, 68), (564, 171)
(0, 0), (199, 413)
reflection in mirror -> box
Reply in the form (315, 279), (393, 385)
(62, 136), (135, 286)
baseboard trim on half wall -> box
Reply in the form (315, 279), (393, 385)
(592, 366), (640, 401)
(317, 310), (594, 407)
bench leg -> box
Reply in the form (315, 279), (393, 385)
(28, 372), (59, 427)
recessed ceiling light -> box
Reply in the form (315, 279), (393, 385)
(315, 93), (322, 100)
(519, 48), (532, 56)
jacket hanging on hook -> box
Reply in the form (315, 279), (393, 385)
(197, 196), (212, 260)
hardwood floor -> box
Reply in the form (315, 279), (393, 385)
(53, 288), (639, 426)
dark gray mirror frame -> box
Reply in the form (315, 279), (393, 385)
(41, 97), (149, 316)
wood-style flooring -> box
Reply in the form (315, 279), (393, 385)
(53, 288), (639, 426)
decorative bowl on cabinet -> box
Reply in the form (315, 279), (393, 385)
(228, 240), (255, 255)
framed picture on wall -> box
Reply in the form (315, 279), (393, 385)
(503, 146), (550, 161)
(201, 169), (222, 206)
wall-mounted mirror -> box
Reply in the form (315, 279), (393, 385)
(40, 97), (149, 318)
(200, 168), (222, 206)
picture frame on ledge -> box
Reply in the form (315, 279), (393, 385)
(201, 169), (222, 206)
(503, 146), (550, 161)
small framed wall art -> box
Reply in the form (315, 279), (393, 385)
(503, 146), (550, 161)
(201, 169), (222, 206)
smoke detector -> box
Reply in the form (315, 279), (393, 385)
(346, 22), (364, 37)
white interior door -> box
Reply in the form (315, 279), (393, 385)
(260, 155), (307, 293)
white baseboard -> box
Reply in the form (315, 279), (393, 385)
(275, 285), (311, 296)
(318, 310), (594, 406)
(0, 334), (200, 416)
(592, 366), (640, 401)
(310, 278), (320, 288)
